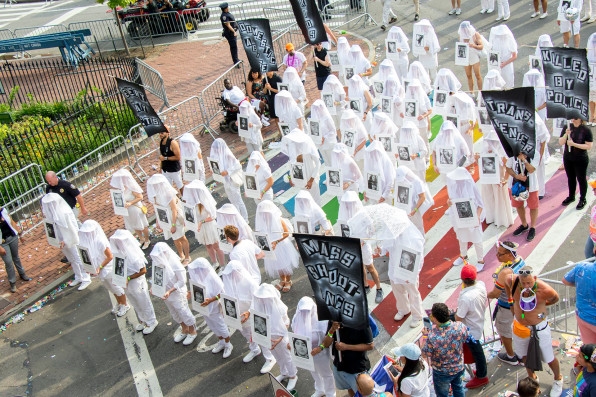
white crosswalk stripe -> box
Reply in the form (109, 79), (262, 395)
(0, 2), (51, 29)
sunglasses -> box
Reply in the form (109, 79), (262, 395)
(519, 270), (533, 275)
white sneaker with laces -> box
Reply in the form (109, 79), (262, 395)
(135, 323), (146, 332)
(183, 334), (197, 346)
(394, 312), (410, 321)
(486, 8), (494, 13)
(581, 15), (590, 21)
(495, 16), (503, 21)
(143, 321), (158, 335)
(453, 256), (465, 266)
(539, 12), (548, 18)
(111, 305), (119, 314)
(286, 377), (298, 391)
(448, 8), (457, 14)
(550, 379), (563, 397)
(243, 349), (261, 363)
(275, 374), (288, 383)
(410, 319), (422, 328)
(503, 14), (510, 20)
(212, 342), (225, 354)
(69, 279), (82, 287)
(174, 333), (187, 343)
(262, 118), (270, 127)
(260, 358), (277, 374)
(531, 11), (540, 17)
(455, 8), (461, 15)
(480, 8), (487, 13)
(78, 280), (92, 291)
(223, 344), (233, 358)
(117, 305), (130, 317)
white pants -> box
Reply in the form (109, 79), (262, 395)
(382, 0), (396, 24)
(239, 301), (274, 359)
(99, 273), (125, 296)
(537, 158), (546, 197)
(309, 180), (322, 206)
(246, 142), (262, 155)
(125, 276), (157, 326)
(460, 241), (484, 261)
(391, 280), (425, 321)
(164, 288), (195, 326)
(268, 335), (298, 377)
(501, 63), (514, 89)
(253, 190), (274, 206)
(481, 0), (495, 9)
(203, 308), (230, 338)
(311, 349), (336, 397)
(224, 183), (249, 221)
(496, 0), (510, 17)
(62, 244), (90, 283)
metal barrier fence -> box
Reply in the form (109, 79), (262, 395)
(198, 61), (247, 136)
(539, 261), (583, 336)
(271, 23), (310, 68)
(136, 57), (170, 111)
(122, 11), (187, 43)
(0, 28), (15, 41)
(13, 24), (69, 38)
(262, 7), (299, 33)
(0, 164), (45, 228)
(126, 96), (206, 180)
(68, 19), (123, 54)
(323, 0), (377, 29)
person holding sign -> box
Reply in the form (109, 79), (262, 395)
(434, 67), (462, 95)
(363, 141), (396, 204)
(182, 180), (225, 268)
(110, 229), (158, 335)
(348, 44), (373, 84)
(370, 112), (398, 144)
(255, 200), (299, 293)
(310, 99), (337, 166)
(447, 92), (478, 169)
(559, 118), (593, 210)
(322, 74), (347, 124)
(403, 79), (433, 149)
(188, 258), (232, 353)
(347, 75), (373, 124)
(412, 19), (440, 79)
(382, 76), (405, 127)
(179, 133), (206, 182)
(407, 61), (432, 95)
(110, 169), (151, 250)
(79, 220), (129, 317)
(283, 67), (308, 114)
(458, 21), (484, 93)
(222, 260), (276, 370)
(396, 120), (428, 181)
(210, 138), (249, 221)
(446, 167), (485, 271)
(146, 174), (190, 264)
(42, 193), (92, 290)
(250, 284), (298, 391)
(489, 25), (518, 88)
(150, 243), (197, 345)
(395, 166), (432, 235)
(238, 101), (264, 155)
(295, 191), (333, 236)
(291, 297), (335, 397)
(331, 143), (363, 198)
(246, 151), (274, 204)
(281, 128), (323, 204)
(431, 120), (470, 176)
(274, 90), (305, 132)
(386, 27), (410, 81)
(339, 109), (369, 170)
(0, 207), (30, 293)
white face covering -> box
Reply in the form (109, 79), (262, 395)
(179, 132), (201, 158)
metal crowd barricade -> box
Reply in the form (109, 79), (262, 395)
(0, 29), (15, 41)
(262, 7), (296, 33)
(323, 0), (377, 29)
(198, 61), (247, 137)
(539, 261), (583, 336)
(271, 23), (309, 68)
(121, 11), (186, 43)
(0, 164), (46, 235)
(68, 19), (122, 54)
(136, 57), (170, 111)
(126, 96), (206, 180)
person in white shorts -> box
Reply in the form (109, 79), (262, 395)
(557, 0), (583, 48)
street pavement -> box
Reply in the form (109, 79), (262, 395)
(1, 0), (596, 396)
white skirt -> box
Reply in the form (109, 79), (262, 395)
(264, 237), (300, 278)
(124, 204), (149, 232)
(481, 183), (514, 228)
(195, 211), (220, 245)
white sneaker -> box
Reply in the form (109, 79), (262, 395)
(212, 342), (225, 354)
(503, 14), (510, 20)
(476, 262), (485, 272)
(135, 323), (146, 332)
(448, 8), (457, 14)
(78, 280), (91, 291)
(581, 15), (590, 21)
(550, 379), (563, 397)
(111, 305), (119, 314)
(243, 349), (261, 363)
(495, 16), (503, 21)
(453, 257), (465, 266)
(223, 344), (233, 358)
(275, 374), (289, 383)
(286, 376), (298, 391)
(311, 392), (325, 397)
(143, 321), (158, 335)
(183, 334), (197, 346)
(410, 319), (422, 328)
(486, 8), (494, 13)
(394, 312), (409, 321)
(261, 118), (270, 127)
(455, 8), (461, 15)
(530, 11), (540, 17)
(539, 11), (548, 18)
(260, 358), (277, 374)
(480, 8), (487, 13)
(116, 305), (130, 317)
(69, 279), (82, 287)
(588, 16), (596, 23)
(174, 333), (187, 343)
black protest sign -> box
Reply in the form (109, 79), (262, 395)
(482, 87), (536, 160)
(115, 77), (166, 137)
(289, 0), (327, 45)
(540, 47), (590, 120)
(294, 234), (369, 329)
(237, 19), (278, 73)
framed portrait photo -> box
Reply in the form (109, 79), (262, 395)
(183, 203), (198, 231)
(366, 172), (382, 201)
(391, 246), (421, 283)
(412, 26), (426, 56)
(278, 83), (289, 92)
(396, 145), (412, 164)
(381, 96), (393, 116)
(251, 310), (271, 349)
(290, 162), (306, 188)
(207, 157), (224, 183)
(393, 183), (412, 211)
(288, 332), (315, 371)
(254, 232), (276, 260)
(404, 99), (418, 120)
(378, 135), (394, 154)
(372, 80), (384, 95)
(328, 51), (340, 71)
(237, 114), (250, 139)
(342, 130), (356, 152)
(293, 216), (311, 235)
(279, 122), (291, 137)
(453, 199), (479, 228)
(340, 223), (351, 237)
(385, 39), (399, 60)
(309, 119), (322, 144)
(76, 244), (98, 274)
(190, 282), (208, 314)
(437, 146), (456, 172)
(488, 51), (500, 70)
(479, 153), (500, 184)
(445, 115), (459, 129)
(326, 168), (343, 196)
(112, 254), (127, 288)
(153, 204), (172, 230)
(244, 173), (259, 199)
(433, 90), (448, 115)
(476, 106), (492, 130)
(151, 263), (166, 298)
(110, 189), (128, 216)
(182, 157), (199, 181)
(217, 227), (232, 253)
(321, 91), (336, 115)
(529, 55), (542, 72)
(349, 98), (363, 117)
(342, 65), (355, 86)
(454, 42), (469, 66)
(220, 293), (242, 329)
(44, 220), (59, 247)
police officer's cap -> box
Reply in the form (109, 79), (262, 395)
(219, 2), (228, 9)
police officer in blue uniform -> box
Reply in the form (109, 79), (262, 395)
(220, 2), (239, 67)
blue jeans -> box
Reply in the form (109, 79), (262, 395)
(433, 369), (465, 397)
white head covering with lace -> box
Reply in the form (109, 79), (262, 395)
(109, 229), (147, 272)
(370, 112), (399, 141)
(310, 99), (337, 142)
(338, 190), (364, 223)
(221, 260), (259, 302)
(150, 242), (185, 289)
(209, 138), (241, 174)
(179, 133), (201, 159)
(182, 179), (217, 217)
(146, 173), (177, 206)
(216, 203), (254, 241)
(78, 220), (110, 267)
(434, 68), (462, 92)
(110, 169), (143, 194)
(41, 193), (79, 246)
(482, 69), (507, 90)
(188, 257), (224, 298)
(291, 296), (328, 337)
(251, 283), (290, 336)
(337, 36), (351, 65)
(407, 61), (432, 93)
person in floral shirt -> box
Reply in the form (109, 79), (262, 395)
(421, 302), (469, 397)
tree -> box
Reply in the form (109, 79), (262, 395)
(96, 0), (136, 55)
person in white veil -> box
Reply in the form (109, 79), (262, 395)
(188, 257), (231, 353)
(249, 284), (298, 391)
(446, 92), (478, 168)
(370, 111), (398, 143)
(434, 68), (462, 94)
(322, 74), (347, 125)
(534, 113), (551, 199)
(396, 120), (428, 181)
(489, 25), (518, 89)
(474, 130), (513, 227)
(310, 99), (338, 166)
(535, 33), (554, 59)
(363, 140), (396, 204)
(386, 26), (410, 81)
(283, 66), (308, 114)
(407, 61), (432, 94)
(238, 101), (264, 154)
(412, 19), (440, 79)
(339, 109), (368, 170)
(347, 74), (373, 124)
(348, 44), (373, 84)
(146, 174), (190, 264)
(383, 75), (405, 127)
(281, 128), (323, 204)
(377, 219), (425, 327)
(478, 68), (507, 107)
(589, 33), (596, 125)
(182, 180), (225, 267)
(431, 120), (470, 176)
(336, 190), (363, 228)
(217, 203), (254, 242)
(395, 166), (433, 235)
(209, 138), (249, 221)
(294, 190), (333, 235)
(292, 297), (335, 397)
(110, 169), (151, 250)
(331, 143), (363, 199)
(150, 242), (197, 345)
(110, 229), (158, 334)
(446, 167), (485, 271)
(246, 151), (274, 204)
(402, 78), (433, 149)
(179, 132), (206, 182)
(373, 59), (399, 93)
(42, 193), (91, 290)
(274, 90), (305, 131)
(523, 69), (547, 123)
(255, 200), (299, 292)
(79, 220), (128, 315)
(222, 260), (276, 371)
(336, 36), (351, 81)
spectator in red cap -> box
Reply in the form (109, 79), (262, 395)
(282, 43), (308, 84)
(455, 264), (489, 389)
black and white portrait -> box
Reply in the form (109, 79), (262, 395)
(114, 257), (125, 277)
(446, 115), (458, 127)
(184, 206), (195, 223)
(457, 44), (467, 59)
(279, 84), (289, 91)
(328, 170), (340, 186)
(529, 55), (541, 70)
(380, 136), (392, 153)
(488, 51), (500, 69)
(46, 222), (56, 239)
(329, 52), (339, 65)
(218, 228), (227, 243)
(153, 265), (164, 287)
(440, 148), (454, 165)
(350, 100), (360, 112)
(113, 191), (124, 208)
(323, 94), (334, 108)
(399, 250), (416, 272)
(373, 81), (384, 94)
(185, 159), (196, 174)
(482, 156), (496, 174)
(367, 174), (378, 191)
(256, 235), (270, 251)
(280, 124), (291, 136)
(245, 175), (257, 191)
(254, 314), (267, 336)
(157, 208), (169, 224)
(405, 100), (417, 118)
(79, 247), (91, 265)
(343, 131), (354, 147)
(387, 40), (397, 53)
(455, 201), (474, 219)
(193, 285), (204, 303)
(398, 146), (410, 161)
(310, 120), (320, 137)
(435, 91), (447, 106)
(415, 34), (424, 47)
(239, 116), (248, 131)
(292, 337), (309, 359)
(210, 160), (221, 175)
(345, 67), (354, 81)
(296, 221), (309, 234)
(397, 186), (410, 204)
(477, 107), (490, 125)
(340, 224), (350, 237)
(292, 163), (304, 180)
(224, 298), (237, 318)
(382, 98), (391, 113)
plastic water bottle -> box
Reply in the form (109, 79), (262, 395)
(98, 153), (103, 163)
(73, 166), (79, 176)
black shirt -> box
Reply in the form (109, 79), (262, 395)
(328, 323), (373, 374)
(45, 179), (80, 209)
(220, 11), (237, 37)
(0, 211), (15, 239)
(560, 123), (593, 159)
(266, 73), (283, 118)
(160, 137), (181, 172)
(314, 47), (332, 78)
